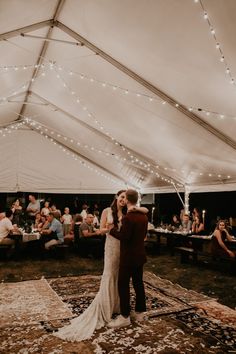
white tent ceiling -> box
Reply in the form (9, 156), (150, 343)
(1, 0), (236, 194)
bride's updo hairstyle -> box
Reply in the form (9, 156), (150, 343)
(110, 190), (126, 227)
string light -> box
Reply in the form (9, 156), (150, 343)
(50, 67), (176, 184)
(194, 0), (236, 88)
(0, 60), (235, 120)
(21, 118), (129, 188)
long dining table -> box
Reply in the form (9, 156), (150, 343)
(149, 228), (236, 255)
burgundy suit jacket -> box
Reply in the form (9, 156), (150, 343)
(110, 211), (148, 266)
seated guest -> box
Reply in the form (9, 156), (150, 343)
(41, 212), (64, 250)
(50, 204), (61, 218)
(0, 210), (15, 247)
(37, 215), (48, 232)
(34, 212), (42, 230)
(180, 214), (192, 233)
(26, 194), (40, 221)
(211, 220), (235, 258)
(170, 214), (181, 231)
(79, 214), (105, 258)
(192, 215), (205, 235)
(192, 207), (201, 220)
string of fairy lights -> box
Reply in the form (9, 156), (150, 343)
(0, 118), (130, 188)
(194, 0), (236, 88)
(13, 62), (175, 186)
(0, 61), (236, 120)
(20, 116), (176, 187)
(2, 68), (231, 184)
(0, 76), (181, 187)
(0, 117), (232, 183)
(1, 11), (235, 185)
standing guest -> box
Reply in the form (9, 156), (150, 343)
(40, 212), (64, 250)
(73, 214), (83, 250)
(41, 201), (50, 217)
(80, 203), (89, 221)
(61, 207), (73, 236)
(26, 194), (40, 221)
(108, 189), (148, 328)
(11, 198), (23, 226)
(211, 220), (235, 258)
(93, 203), (100, 221)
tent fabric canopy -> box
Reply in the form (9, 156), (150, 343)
(1, 0), (236, 194)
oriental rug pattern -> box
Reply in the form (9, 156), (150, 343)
(0, 273), (235, 353)
(0, 278), (73, 328)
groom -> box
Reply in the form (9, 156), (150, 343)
(108, 189), (148, 328)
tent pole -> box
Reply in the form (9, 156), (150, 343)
(184, 185), (190, 215)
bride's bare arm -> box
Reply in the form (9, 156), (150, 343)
(100, 209), (110, 234)
(100, 209), (107, 230)
(129, 206), (149, 214)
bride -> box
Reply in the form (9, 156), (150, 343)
(55, 190), (147, 342)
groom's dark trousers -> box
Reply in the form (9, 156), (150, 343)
(110, 211), (148, 317)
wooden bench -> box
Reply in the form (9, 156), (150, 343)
(145, 238), (160, 254)
(175, 246), (236, 274)
(175, 246), (198, 263)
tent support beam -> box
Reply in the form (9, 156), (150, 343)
(56, 21), (236, 151)
(30, 91), (183, 185)
(16, 0), (67, 121)
(0, 20), (53, 41)
(172, 183), (185, 208)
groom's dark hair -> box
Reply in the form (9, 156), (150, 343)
(126, 189), (138, 204)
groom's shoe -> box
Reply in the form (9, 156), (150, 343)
(108, 315), (131, 328)
(130, 311), (148, 322)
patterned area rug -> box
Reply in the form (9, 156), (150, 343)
(48, 271), (214, 318)
(0, 278), (73, 327)
(0, 273), (235, 353)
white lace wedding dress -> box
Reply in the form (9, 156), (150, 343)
(54, 208), (120, 341)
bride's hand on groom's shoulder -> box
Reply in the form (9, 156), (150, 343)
(128, 206), (149, 214)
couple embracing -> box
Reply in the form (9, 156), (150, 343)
(55, 189), (148, 342)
